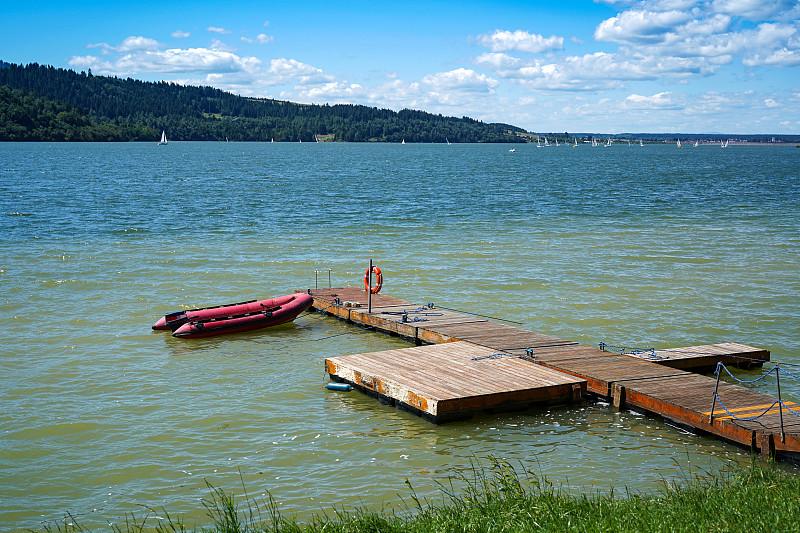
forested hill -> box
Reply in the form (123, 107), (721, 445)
(0, 61), (527, 143)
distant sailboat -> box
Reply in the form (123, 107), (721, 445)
(401, 139), (405, 145)
(537, 135), (543, 148)
(693, 140), (699, 147)
(157, 130), (168, 145)
(555, 138), (560, 147)
(573, 137), (578, 148)
(677, 138), (682, 148)
(605, 138), (612, 147)
(592, 137), (598, 147)
(721, 139), (729, 148)
(640, 139), (643, 147)
(446, 138), (451, 145)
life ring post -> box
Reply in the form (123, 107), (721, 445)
(368, 259), (373, 313)
(364, 261), (384, 312)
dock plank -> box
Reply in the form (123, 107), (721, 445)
(647, 342), (770, 370)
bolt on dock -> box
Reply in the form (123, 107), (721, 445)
(307, 287), (796, 461)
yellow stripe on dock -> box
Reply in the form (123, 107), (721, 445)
(702, 401), (795, 416)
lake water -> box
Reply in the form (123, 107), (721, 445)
(1, 141), (799, 530)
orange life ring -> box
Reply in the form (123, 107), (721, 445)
(364, 266), (383, 294)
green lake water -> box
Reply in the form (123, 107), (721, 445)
(1, 141), (798, 530)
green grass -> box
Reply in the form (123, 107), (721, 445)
(41, 458), (800, 533)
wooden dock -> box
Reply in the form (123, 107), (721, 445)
(326, 341), (584, 423)
(308, 288), (796, 460)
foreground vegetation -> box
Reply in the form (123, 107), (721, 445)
(42, 458), (800, 532)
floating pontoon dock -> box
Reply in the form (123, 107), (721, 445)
(308, 288), (795, 460)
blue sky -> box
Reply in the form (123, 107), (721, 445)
(3, 0), (799, 133)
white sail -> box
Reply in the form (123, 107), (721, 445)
(157, 130), (167, 145)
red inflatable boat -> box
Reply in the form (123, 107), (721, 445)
(152, 293), (313, 339)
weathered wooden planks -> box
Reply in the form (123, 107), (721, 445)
(326, 341), (586, 423)
(646, 342), (770, 370)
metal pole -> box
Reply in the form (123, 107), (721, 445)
(315, 270), (318, 289)
(777, 365), (785, 443)
(328, 269), (331, 289)
(367, 259), (373, 314)
(709, 362), (722, 423)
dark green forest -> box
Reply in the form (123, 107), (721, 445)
(0, 85), (156, 141)
(0, 61), (526, 143)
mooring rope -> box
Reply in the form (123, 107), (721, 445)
(295, 302), (340, 321)
(303, 318), (404, 342)
(471, 348), (537, 362)
(711, 362), (800, 423)
(715, 363), (777, 384)
(424, 302), (524, 325)
(599, 343), (668, 360)
(713, 394), (782, 421)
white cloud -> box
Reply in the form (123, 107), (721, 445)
(624, 91), (680, 109)
(593, 3), (800, 65)
(595, 9), (694, 44)
(292, 81), (366, 103)
(172, 30), (191, 39)
(117, 36), (161, 52)
(476, 30), (564, 53)
(741, 23), (800, 65)
(87, 36), (162, 54)
(207, 26), (231, 34)
(70, 47), (262, 76)
(68, 55), (115, 74)
(744, 47), (800, 66)
(241, 34), (272, 44)
(209, 39), (237, 52)
(712, 0), (800, 21)
(764, 98), (780, 107)
(267, 58), (332, 85)
(422, 68), (499, 92)
(481, 51), (718, 91)
(474, 52), (521, 70)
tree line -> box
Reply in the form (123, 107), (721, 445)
(0, 61), (526, 143)
(0, 85), (156, 141)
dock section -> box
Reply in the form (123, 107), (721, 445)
(326, 341), (585, 423)
(308, 288), (794, 460)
